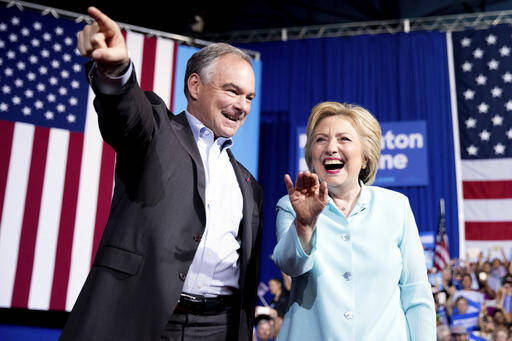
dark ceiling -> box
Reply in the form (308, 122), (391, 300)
(17, 0), (512, 39)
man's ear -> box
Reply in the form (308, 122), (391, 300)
(187, 73), (201, 101)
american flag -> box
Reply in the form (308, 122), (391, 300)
(434, 199), (450, 270)
(0, 6), (177, 312)
(451, 25), (512, 255)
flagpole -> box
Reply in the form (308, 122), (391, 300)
(446, 31), (466, 260)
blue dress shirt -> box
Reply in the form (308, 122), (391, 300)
(273, 183), (436, 340)
(91, 64), (244, 297)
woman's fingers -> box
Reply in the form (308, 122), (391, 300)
(319, 181), (328, 204)
(284, 174), (295, 196)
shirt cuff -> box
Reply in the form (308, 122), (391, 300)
(294, 221), (317, 257)
(89, 62), (133, 95)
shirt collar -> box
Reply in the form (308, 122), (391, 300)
(353, 180), (371, 213)
(184, 111), (234, 150)
(326, 180), (370, 216)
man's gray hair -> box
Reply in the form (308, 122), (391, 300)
(184, 43), (252, 98)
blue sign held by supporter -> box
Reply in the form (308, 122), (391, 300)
(469, 333), (487, 341)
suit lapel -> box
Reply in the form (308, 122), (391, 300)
(170, 112), (206, 207)
(227, 149), (254, 265)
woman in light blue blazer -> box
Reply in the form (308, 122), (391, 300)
(273, 102), (436, 340)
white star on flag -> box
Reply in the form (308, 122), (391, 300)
(492, 115), (504, 126)
(473, 48), (484, 58)
(486, 34), (497, 45)
(462, 61), (473, 72)
(461, 37), (472, 47)
(491, 87), (503, 97)
(465, 117), (477, 128)
(464, 89), (475, 99)
(479, 129), (491, 141)
(478, 102), (489, 113)
(466, 145), (478, 155)
(494, 143), (506, 154)
(476, 74), (487, 85)
(488, 59), (499, 70)
(503, 72), (512, 83)
(500, 45), (511, 56)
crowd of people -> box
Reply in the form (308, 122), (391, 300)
(431, 248), (512, 340)
(253, 248), (512, 341)
(253, 274), (291, 341)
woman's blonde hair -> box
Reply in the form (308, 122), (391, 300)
(304, 102), (382, 185)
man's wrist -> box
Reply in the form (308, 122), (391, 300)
(97, 60), (131, 77)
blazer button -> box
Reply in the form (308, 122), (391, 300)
(193, 233), (202, 242)
(179, 272), (187, 281)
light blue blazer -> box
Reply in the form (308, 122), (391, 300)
(273, 183), (436, 340)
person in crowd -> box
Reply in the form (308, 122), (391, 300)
(451, 325), (469, 341)
(453, 296), (470, 315)
(437, 324), (451, 341)
(268, 277), (290, 317)
(253, 315), (273, 341)
(60, 6), (263, 341)
(476, 258), (497, 298)
(451, 273), (485, 309)
(434, 290), (450, 326)
(272, 101), (436, 340)
(496, 326), (510, 341)
(476, 301), (496, 340)
(497, 276), (512, 318)
(490, 255), (508, 292)
(450, 296), (481, 334)
(493, 307), (511, 330)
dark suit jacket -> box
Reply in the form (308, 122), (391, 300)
(59, 68), (263, 340)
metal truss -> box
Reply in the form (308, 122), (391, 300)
(204, 10), (512, 43)
(0, 0), (262, 60)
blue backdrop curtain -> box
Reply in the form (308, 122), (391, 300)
(239, 30), (459, 292)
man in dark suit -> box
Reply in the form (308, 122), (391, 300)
(60, 7), (263, 341)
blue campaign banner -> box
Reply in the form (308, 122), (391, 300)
(374, 121), (429, 187)
(173, 45), (262, 178)
(421, 231), (435, 270)
(420, 231), (435, 249)
(297, 127), (308, 173)
(296, 120), (429, 187)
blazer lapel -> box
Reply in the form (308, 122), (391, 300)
(170, 112), (206, 207)
(227, 149), (254, 265)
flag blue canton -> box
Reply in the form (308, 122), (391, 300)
(0, 7), (89, 132)
(453, 25), (512, 159)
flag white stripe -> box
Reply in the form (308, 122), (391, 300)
(153, 39), (174, 107)
(461, 158), (512, 181)
(437, 247), (450, 260)
(464, 199), (512, 221)
(66, 89), (103, 311)
(0, 123), (35, 307)
(466, 240), (512, 259)
(126, 32), (144, 83)
(28, 128), (69, 310)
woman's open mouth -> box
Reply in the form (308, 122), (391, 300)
(323, 159), (344, 173)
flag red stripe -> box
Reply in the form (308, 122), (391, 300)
(50, 132), (84, 310)
(140, 36), (157, 91)
(0, 120), (15, 232)
(170, 43), (178, 110)
(11, 127), (50, 308)
(463, 180), (512, 199)
(90, 143), (116, 266)
(465, 221), (512, 240)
